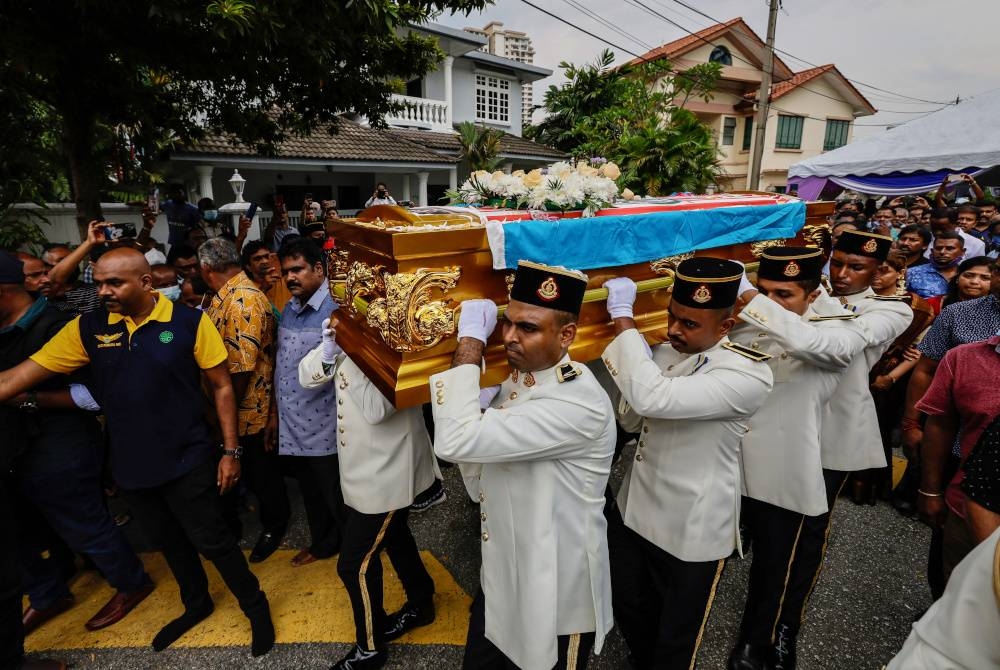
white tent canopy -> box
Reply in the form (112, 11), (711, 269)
(789, 88), (1000, 178)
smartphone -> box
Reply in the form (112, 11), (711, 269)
(103, 222), (137, 240)
(146, 187), (159, 214)
(245, 202), (258, 219)
(946, 174), (966, 184)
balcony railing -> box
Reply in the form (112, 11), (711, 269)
(386, 94), (451, 132)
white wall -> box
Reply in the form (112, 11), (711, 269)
(450, 57), (524, 136)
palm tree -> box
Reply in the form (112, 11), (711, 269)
(456, 121), (504, 172)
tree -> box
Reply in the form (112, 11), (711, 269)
(0, 0), (490, 231)
(526, 50), (724, 195)
(455, 121), (504, 172)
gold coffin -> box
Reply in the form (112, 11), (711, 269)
(328, 200), (834, 408)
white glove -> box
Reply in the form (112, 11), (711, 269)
(457, 299), (498, 345)
(479, 385), (501, 410)
(604, 277), (637, 319)
(734, 260), (755, 295)
(321, 318), (339, 363)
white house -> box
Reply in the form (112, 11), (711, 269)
(627, 17), (876, 193)
(168, 22), (562, 216)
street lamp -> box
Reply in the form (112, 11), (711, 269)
(228, 169), (246, 204)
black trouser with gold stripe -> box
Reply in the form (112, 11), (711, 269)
(605, 491), (724, 670)
(736, 497), (806, 647)
(774, 469), (849, 636)
(336, 504), (434, 652)
(463, 588), (595, 669)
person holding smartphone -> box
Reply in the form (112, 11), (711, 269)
(365, 182), (396, 208)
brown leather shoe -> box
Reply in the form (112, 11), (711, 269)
(18, 659), (67, 670)
(22, 596), (74, 635)
(84, 582), (155, 631)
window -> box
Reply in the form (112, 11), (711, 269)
(775, 114), (804, 149)
(721, 117), (737, 146)
(742, 117), (753, 151)
(475, 74), (510, 124)
(709, 45), (732, 66)
(824, 119), (850, 151)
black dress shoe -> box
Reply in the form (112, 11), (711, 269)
(728, 642), (771, 670)
(330, 644), (387, 670)
(771, 624), (797, 670)
(384, 600), (435, 641)
(249, 530), (285, 563)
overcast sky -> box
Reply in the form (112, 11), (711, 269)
(438, 0), (1000, 137)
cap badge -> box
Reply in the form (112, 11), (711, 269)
(862, 238), (878, 253)
(783, 260), (801, 277)
(692, 284), (713, 304)
(537, 276), (559, 301)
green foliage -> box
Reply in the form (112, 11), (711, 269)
(456, 121), (504, 172)
(0, 0), (492, 222)
(526, 51), (724, 195)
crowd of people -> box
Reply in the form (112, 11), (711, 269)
(0, 181), (998, 670)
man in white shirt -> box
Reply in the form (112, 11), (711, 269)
(601, 258), (774, 670)
(924, 207), (986, 259)
(431, 261), (616, 670)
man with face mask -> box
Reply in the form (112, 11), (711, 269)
(725, 249), (867, 670)
(906, 232), (964, 298)
(151, 264), (181, 302)
(925, 208), (985, 259)
(431, 261), (616, 670)
(162, 185), (202, 247)
(599, 258), (774, 670)
(770, 230), (912, 669)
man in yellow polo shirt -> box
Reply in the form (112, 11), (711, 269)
(0, 247), (275, 658)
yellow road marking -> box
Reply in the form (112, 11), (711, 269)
(26, 550), (471, 651)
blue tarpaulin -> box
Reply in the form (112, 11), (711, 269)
(486, 201), (807, 270)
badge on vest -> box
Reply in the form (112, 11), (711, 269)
(94, 332), (124, 349)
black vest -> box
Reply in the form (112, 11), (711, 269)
(79, 302), (214, 489)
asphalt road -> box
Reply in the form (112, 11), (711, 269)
(32, 448), (931, 670)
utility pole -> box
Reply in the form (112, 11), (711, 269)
(748, 0), (780, 191)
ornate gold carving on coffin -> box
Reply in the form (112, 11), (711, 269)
(343, 261), (385, 315)
(649, 252), (695, 278)
(345, 262), (462, 353)
(750, 238), (787, 257)
(801, 223), (832, 250)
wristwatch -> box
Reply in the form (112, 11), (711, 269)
(221, 446), (243, 460)
(19, 391), (38, 413)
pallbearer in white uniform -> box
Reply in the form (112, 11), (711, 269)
(770, 230), (912, 670)
(298, 322), (438, 670)
(725, 247), (867, 670)
(431, 261), (617, 670)
(600, 258), (774, 670)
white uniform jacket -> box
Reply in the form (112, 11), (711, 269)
(430, 356), (616, 670)
(298, 347), (435, 514)
(812, 288), (913, 472)
(733, 294), (868, 516)
(603, 329), (773, 562)
(888, 527), (1000, 669)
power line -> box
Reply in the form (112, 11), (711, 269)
(664, 0), (953, 105)
(617, 0), (951, 114)
(556, 0), (656, 52)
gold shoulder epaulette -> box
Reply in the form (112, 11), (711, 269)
(722, 341), (773, 362)
(556, 363), (581, 383)
(868, 295), (910, 301)
(809, 313), (859, 321)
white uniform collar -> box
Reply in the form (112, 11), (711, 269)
(507, 353), (572, 389)
(836, 286), (874, 306)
